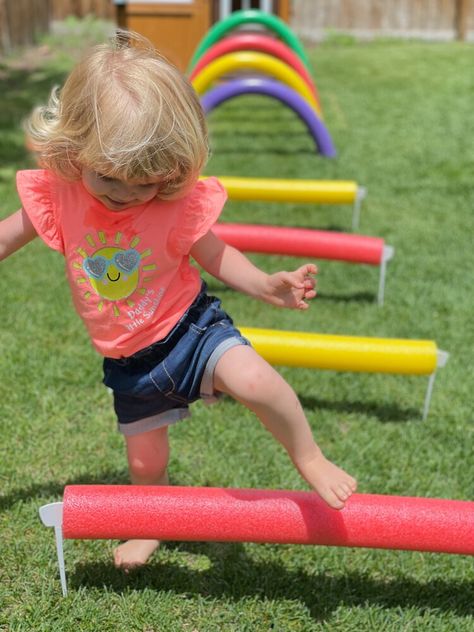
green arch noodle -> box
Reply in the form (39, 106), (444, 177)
(189, 9), (310, 71)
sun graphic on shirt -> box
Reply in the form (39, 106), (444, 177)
(73, 231), (156, 316)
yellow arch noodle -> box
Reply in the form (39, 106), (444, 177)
(191, 51), (321, 115)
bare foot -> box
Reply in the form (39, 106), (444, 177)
(113, 539), (160, 570)
(294, 449), (357, 510)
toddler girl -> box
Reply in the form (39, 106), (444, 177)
(0, 32), (356, 569)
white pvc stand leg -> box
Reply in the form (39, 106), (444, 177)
(39, 502), (67, 596)
(260, 0), (273, 12)
(377, 244), (395, 306)
(423, 350), (449, 420)
(352, 186), (366, 231)
(219, 0), (272, 19)
(219, 0), (231, 19)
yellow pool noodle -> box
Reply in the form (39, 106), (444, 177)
(239, 327), (438, 375)
(213, 176), (359, 204)
(192, 51), (321, 114)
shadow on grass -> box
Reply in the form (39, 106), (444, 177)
(298, 394), (419, 423)
(69, 544), (474, 620)
(204, 282), (376, 305)
(0, 470), (130, 511)
(315, 290), (376, 303)
(210, 144), (323, 157)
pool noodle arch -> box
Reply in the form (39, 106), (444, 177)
(189, 9), (310, 71)
(200, 77), (336, 158)
(192, 51), (320, 114)
(188, 33), (320, 104)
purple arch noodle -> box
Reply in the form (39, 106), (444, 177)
(200, 77), (336, 158)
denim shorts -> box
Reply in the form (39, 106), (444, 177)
(102, 286), (250, 436)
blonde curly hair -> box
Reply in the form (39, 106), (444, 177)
(24, 31), (209, 199)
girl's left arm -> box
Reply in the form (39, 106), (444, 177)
(191, 229), (317, 310)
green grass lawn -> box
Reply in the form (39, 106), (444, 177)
(1, 22), (473, 631)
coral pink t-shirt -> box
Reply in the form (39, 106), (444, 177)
(16, 170), (227, 358)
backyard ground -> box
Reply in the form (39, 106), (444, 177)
(0, 19), (473, 632)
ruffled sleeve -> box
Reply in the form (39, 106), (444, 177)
(168, 177), (227, 255)
(16, 170), (64, 254)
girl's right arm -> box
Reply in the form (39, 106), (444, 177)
(191, 230), (317, 310)
(0, 209), (38, 260)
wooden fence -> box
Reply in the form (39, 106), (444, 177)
(0, 0), (51, 53)
(1, 0), (473, 55)
(293, 0), (474, 43)
(51, 0), (114, 21)
(0, 0), (114, 54)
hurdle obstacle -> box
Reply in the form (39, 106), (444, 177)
(213, 222), (394, 305)
(212, 175), (366, 231)
(40, 485), (474, 595)
(239, 327), (448, 420)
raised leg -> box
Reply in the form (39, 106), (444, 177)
(213, 345), (357, 509)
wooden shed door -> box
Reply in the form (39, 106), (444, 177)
(117, 1), (212, 71)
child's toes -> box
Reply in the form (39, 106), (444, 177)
(342, 481), (357, 498)
(330, 496), (345, 510)
(338, 486), (350, 500)
(317, 486), (344, 509)
(332, 482), (356, 507)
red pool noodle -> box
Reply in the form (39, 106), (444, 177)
(188, 33), (320, 103)
(62, 486), (474, 556)
(213, 223), (384, 265)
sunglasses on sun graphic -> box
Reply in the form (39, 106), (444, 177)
(82, 249), (141, 281)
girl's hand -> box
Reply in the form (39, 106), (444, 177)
(262, 263), (318, 310)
